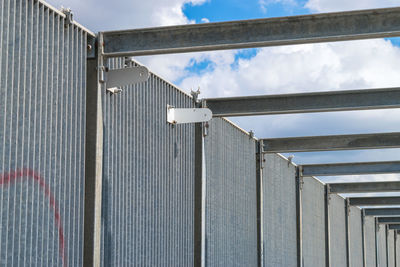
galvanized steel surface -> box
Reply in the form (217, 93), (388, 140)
(377, 224), (388, 266)
(364, 216), (377, 267)
(100, 58), (195, 266)
(396, 232), (400, 267)
(388, 230), (395, 267)
(301, 177), (326, 266)
(329, 194), (348, 267)
(204, 118), (257, 266)
(0, 0), (87, 266)
(262, 154), (297, 266)
(349, 206), (363, 267)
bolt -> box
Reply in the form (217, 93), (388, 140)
(87, 44), (92, 51)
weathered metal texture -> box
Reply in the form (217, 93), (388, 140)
(301, 161), (400, 176)
(204, 118), (258, 266)
(205, 87), (400, 117)
(388, 230), (396, 267)
(301, 177), (326, 266)
(262, 154), (297, 266)
(364, 216), (377, 267)
(102, 7), (400, 57)
(100, 58), (195, 266)
(329, 194), (348, 267)
(377, 224), (388, 267)
(0, 0), (89, 266)
(349, 206), (363, 267)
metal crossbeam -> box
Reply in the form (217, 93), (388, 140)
(389, 225), (400, 230)
(327, 182), (400, 194)
(364, 208), (400, 217)
(349, 197), (400, 206)
(300, 161), (400, 176)
(261, 132), (400, 153)
(378, 217), (400, 224)
(102, 7), (400, 57)
(204, 88), (400, 117)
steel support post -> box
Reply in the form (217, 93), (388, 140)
(345, 199), (350, 267)
(84, 35), (103, 267)
(376, 218), (379, 267)
(296, 167), (303, 267)
(387, 225), (390, 267)
(325, 185), (331, 267)
(256, 141), (264, 267)
(194, 121), (205, 267)
(395, 231), (398, 267)
(361, 210), (366, 267)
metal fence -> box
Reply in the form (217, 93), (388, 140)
(3, 0), (400, 266)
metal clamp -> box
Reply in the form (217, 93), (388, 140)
(167, 105), (212, 125)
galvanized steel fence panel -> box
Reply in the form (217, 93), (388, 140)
(204, 118), (258, 266)
(0, 0), (88, 266)
(377, 224), (387, 266)
(329, 194), (348, 267)
(302, 177), (326, 266)
(388, 230), (395, 267)
(364, 216), (377, 267)
(349, 206), (363, 267)
(262, 153), (297, 267)
(100, 58), (195, 266)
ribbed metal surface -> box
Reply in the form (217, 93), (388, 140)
(262, 154), (297, 266)
(377, 224), (387, 266)
(100, 58), (195, 266)
(204, 118), (257, 266)
(364, 216), (377, 267)
(329, 194), (348, 267)
(388, 230), (395, 267)
(0, 0), (87, 266)
(302, 177), (326, 266)
(349, 206), (363, 267)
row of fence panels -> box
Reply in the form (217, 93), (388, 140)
(2, 0), (400, 266)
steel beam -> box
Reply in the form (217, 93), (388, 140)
(364, 208), (400, 217)
(204, 88), (400, 117)
(378, 217), (400, 224)
(389, 225), (400, 230)
(349, 197), (400, 206)
(327, 181), (400, 194)
(261, 132), (400, 153)
(301, 161), (400, 177)
(102, 7), (400, 57)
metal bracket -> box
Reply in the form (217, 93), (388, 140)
(104, 66), (149, 90)
(167, 105), (212, 125)
(61, 8), (73, 27)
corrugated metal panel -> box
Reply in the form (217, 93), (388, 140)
(0, 0), (87, 266)
(204, 118), (258, 266)
(364, 216), (377, 267)
(100, 58), (195, 266)
(329, 194), (347, 267)
(349, 206), (363, 267)
(388, 230), (395, 267)
(262, 154), (297, 267)
(377, 224), (387, 267)
(302, 177), (326, 266)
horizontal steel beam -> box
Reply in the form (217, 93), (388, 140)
(349, 197), (400, 206)
(102, 7), (400, 57)
(364, 208), (400, 217)
(378, 217), (400, 224)
(301, 161), (400, 176)
(389, 225), (400, 230)
(261, 132), (400, 153)
(327, 182), (400, 194)
(204, 88), (400, 117)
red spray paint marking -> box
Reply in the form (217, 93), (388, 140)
(0, 168), (66, 267)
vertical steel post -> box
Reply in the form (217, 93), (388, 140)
(386, 225), (390, 267)
(376, 218), (379, 267)
(256, 141), (264, 267)
(84, 34), (103, 267)
(194, 120), (205, 267)
(345, 199), (351, 267)
(325, 185), (331, 267)
(395, 231), (397, 267)
(296, 166), (303, 267)
(361, 210), (366, 267)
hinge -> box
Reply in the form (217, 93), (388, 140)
(61, 8), (73, 27)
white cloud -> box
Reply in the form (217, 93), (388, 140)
(201, 18), (210, 23)
(305, 0), (400, 12)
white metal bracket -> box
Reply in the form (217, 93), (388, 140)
(167, 105), (212, 125)
(104, 66), (150, 93)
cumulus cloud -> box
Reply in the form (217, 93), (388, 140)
(305, 0), (400, 13)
